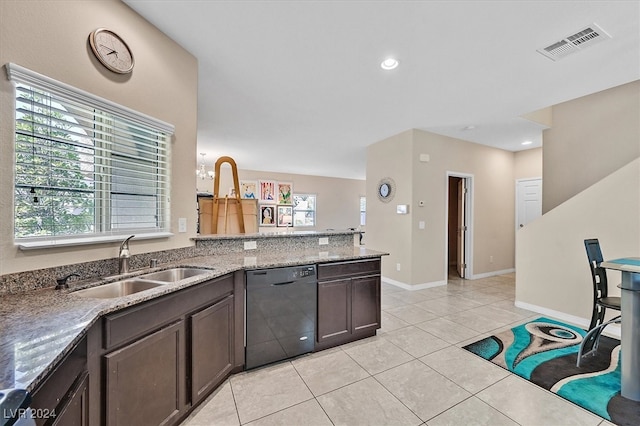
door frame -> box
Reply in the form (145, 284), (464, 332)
(445, 172), (474, 281)
(515, 177), (542, 232)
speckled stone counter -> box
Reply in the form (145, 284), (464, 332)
(0, 244), (383, 392)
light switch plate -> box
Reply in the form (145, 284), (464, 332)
(319, 237), (329, 245)
(397, 204), (409, 214)
(178, 218), (187, 233)
(244, 241), (257, 250)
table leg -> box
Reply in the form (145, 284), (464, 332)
(621, 271), (640, 401)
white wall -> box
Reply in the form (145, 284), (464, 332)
(197, 166), (365, 232)
(366, 130), (414, 284)
(543, 80), (640, 213)
(514, 148), (542, 180)
(366, 129), (516, 286)
(0, 0), (198, 274)
(516, 81), (640, 325)
(516, 158), (640, 324)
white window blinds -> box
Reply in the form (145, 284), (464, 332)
(7, 63), (174, 246)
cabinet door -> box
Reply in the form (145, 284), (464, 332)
(351, 275), (381, 333)
(317, 278), (351, 342)
(190, 294), (234, 405)
(30, 337), (87, 426)
(104, 321), (184, 426)
(51, 372), (89, 426)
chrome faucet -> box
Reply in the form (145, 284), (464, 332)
(119, 235), (135, 274)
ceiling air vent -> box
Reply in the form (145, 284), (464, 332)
(537, 23), (611, 61)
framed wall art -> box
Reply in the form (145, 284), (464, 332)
(259, 204), (276, 226)
(240, 180), (257, 199)
(259, 180), (276, 203)
(277, 205), (293, 227)
(277, 182), (293, 205)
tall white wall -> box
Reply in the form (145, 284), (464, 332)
(365, 130), (414, 283)
(0, 0), (198, 274)
(543, 80), (640, 213)
(516, 159), (640, 324)
(366, 129), (516, 287)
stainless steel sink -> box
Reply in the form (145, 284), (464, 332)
(73, 279), (165, 299)
(139, 267), (211, 283)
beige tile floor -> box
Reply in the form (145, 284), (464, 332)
(181, 272), (615, 426)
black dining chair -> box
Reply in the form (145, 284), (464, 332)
(577, 238), (622, 366)
(584, 238), (621, 330)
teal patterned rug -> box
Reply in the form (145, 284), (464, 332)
(463, 317), (640, 425)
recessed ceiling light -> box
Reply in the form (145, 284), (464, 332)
(522, 140), (533, 145)
(462, 125), (476, 131)
(380, 58), (399, 70)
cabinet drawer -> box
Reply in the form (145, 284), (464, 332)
(104, 274), (233, 350)
(318, 258), (380, 280)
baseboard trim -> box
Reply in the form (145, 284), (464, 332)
(469, 268), (515, 280)
(382, 277), (446, 291)
(514, 301), (621, 339)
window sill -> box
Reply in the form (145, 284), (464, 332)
(16, 232), (174, 250)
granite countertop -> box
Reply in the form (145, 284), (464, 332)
(0, 246), (384, 391)
(192, 229), (363, 241)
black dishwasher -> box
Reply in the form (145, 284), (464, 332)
(245, 265), (317, 369)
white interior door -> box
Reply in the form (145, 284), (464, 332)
(456, 178), (466, 278)
(516, 178), (542, 230)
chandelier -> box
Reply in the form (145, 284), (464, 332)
(196, 153), (215, 180)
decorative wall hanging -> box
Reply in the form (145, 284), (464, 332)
(240, 180), (257, 199)
(377, 177), (396, 203)
(277, 182), (293, 205)
(259, 205), (276, 226)
(88, 28), (135, 74)
(277, 205), (293, 227)
(259, 180), (276, 202)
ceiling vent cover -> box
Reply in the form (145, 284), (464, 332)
(537, 23), (611, 61)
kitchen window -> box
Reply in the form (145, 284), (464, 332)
(293, 194), (316, 227)
(7, 63), (174, 249)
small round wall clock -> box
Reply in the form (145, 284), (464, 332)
(89, 28), (135, 74)
(377, 177), (396, 203)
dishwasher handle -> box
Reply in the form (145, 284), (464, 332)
(271, 281), (295, 286)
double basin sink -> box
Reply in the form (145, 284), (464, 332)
(73, 267), (212, 299)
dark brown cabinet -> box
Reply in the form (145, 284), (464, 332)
(351, 275), (381, 333)
(104, 321), (185, 426)
(30, 336), (89, 426)
(190, 294), (235, 405)
(31, 259), (379, 426)
(51, 371), (89, 426)
(316, 258), (381, 350)
(85, 271), (244, 426)
(317, 278), (351, 341)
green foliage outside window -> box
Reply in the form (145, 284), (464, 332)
(15, 87), (95, 238)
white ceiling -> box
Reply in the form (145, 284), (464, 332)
(123, 0), (640, 180)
